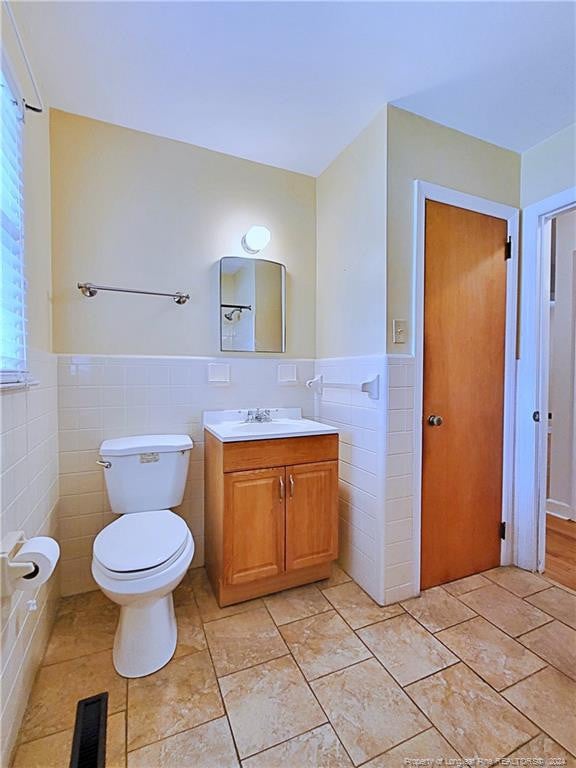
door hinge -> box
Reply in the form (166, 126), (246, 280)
(500, 522), (506, 540)
(533, 410), (540, 422)
(504, 236), (512, 260)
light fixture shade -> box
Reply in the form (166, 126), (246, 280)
(241, 225), (271, 254)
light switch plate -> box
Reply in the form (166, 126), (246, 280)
(392, 319), (407, 345)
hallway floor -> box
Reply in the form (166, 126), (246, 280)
(13, 566), (576, 767)
(546, 514), (576, 591)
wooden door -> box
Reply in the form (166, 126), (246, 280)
(286, 461), (338, 571)
(421, 200), (507, 589)
(224, 467), (285, 585)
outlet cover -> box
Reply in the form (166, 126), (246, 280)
(277, 364), (298, 384)
(207, 363), (231, 384)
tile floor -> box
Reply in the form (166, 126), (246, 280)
(13, 565), (576, 767)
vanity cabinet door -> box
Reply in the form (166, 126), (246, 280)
(224, 468), (286, 585)
(285, 461), (338, 571)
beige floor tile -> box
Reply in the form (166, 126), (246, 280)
(519, 620), (576, 681)
(264, 584), (331, 626)
(43, 597), (119, 665)
(173, 569), (197, 607)
(57, 589), (113, 616)
(173, 600), (207, 658)
(406, 663), (538, 759)
(318, 563), (353, 589)
(322, 581), (404, 630)
(241, 723), (353, 768)
(13, 711), (126, 768)
(280, 610), (372, 680)
(459, 584), (552, 637)
(484, 566), (550, 597)
(219, 655), (326, 758)
(443, 574), (492, 596)
(127, 716), (239, 767)
(204, 608), (288, 677)
(508, 734), (576, 768)
(311, 657), (430, 766)
(401, 587), (476, 633)
(527, 587), (576, 630)
(20, 650), (127, 742)
(127, 650), (223, 751)
(362, 727), (460, 768)
(503, 667), (576, 756)
(358, 614), (458, 686)
(192, 569), (264, 623)
(436, 617), (547, 690)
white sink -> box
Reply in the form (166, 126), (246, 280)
(203, 409), (338, 442)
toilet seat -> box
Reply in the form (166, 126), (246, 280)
(93, 510), (189, 580)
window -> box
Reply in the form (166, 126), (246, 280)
(0, 66), (27, 384)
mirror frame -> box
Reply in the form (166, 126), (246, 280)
(219, 256), (286, 353)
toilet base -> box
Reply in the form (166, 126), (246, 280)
(113, 593), (177, 678)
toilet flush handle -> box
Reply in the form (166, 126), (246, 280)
(96, 459), (112, 469)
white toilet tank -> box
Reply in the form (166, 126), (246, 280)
(99, 435), (193, 514)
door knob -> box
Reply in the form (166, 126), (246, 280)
(427, 414), (443, 427)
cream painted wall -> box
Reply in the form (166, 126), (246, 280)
(521, 124), (576, 207)
(316, 108), (387, 358)
(387, 106), (521, 353)
(50, 110), (316, 357)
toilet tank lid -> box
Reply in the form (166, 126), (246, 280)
(100, 434), (193, 456)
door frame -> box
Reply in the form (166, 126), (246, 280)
(516, 186), (576, 573)
(411, 181), (519, 593)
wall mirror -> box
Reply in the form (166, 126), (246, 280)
(220, 257), (286, 352)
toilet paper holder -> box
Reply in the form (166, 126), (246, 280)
(0, 530), (40, 595)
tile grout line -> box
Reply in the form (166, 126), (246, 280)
(213, 607), (332, 763)
(401, 655), (560, 756)
(443, 583), (560, 639)
(15, 566), (574, 764)
(257, 595), (358, 766)
(202, 626), (244, 767)
(353, 726), (437, 767)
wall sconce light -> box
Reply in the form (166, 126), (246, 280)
(241, 225), (271, 254)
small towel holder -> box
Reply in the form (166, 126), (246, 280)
(306, 374), (380, 401)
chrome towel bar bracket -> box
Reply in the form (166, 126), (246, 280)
(77, 282), (190, 305)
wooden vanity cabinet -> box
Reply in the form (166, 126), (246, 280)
(204, 431), (339, 606)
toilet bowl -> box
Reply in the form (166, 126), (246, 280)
(91, 435), (194, 678)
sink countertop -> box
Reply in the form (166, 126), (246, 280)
(203, 408), (339, 443)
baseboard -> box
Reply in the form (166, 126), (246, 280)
(546, 499), (573, 519)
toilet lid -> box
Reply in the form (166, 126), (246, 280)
(94, 510), (189, 573)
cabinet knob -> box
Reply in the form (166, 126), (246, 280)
(289, 474), (295, 497)
(279, 476), (285, 500)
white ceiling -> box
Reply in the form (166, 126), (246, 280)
(11, 1), (576, 176)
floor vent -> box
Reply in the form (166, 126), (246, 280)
(69, 692), (108, 768)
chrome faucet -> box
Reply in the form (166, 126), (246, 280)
(245, 408), (272, 423)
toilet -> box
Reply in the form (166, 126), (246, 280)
(91, 434), (194, 678)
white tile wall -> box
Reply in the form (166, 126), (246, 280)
(0, 350), (59, 766)
(384, 354), (417, 603)
(314, 356), (387, 603)
(57, 355), (315, 595)
(313, 353), (419, 606)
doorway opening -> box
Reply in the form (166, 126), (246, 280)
(543, 208), (576, 590)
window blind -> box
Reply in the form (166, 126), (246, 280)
(0, 67), (27, 384)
